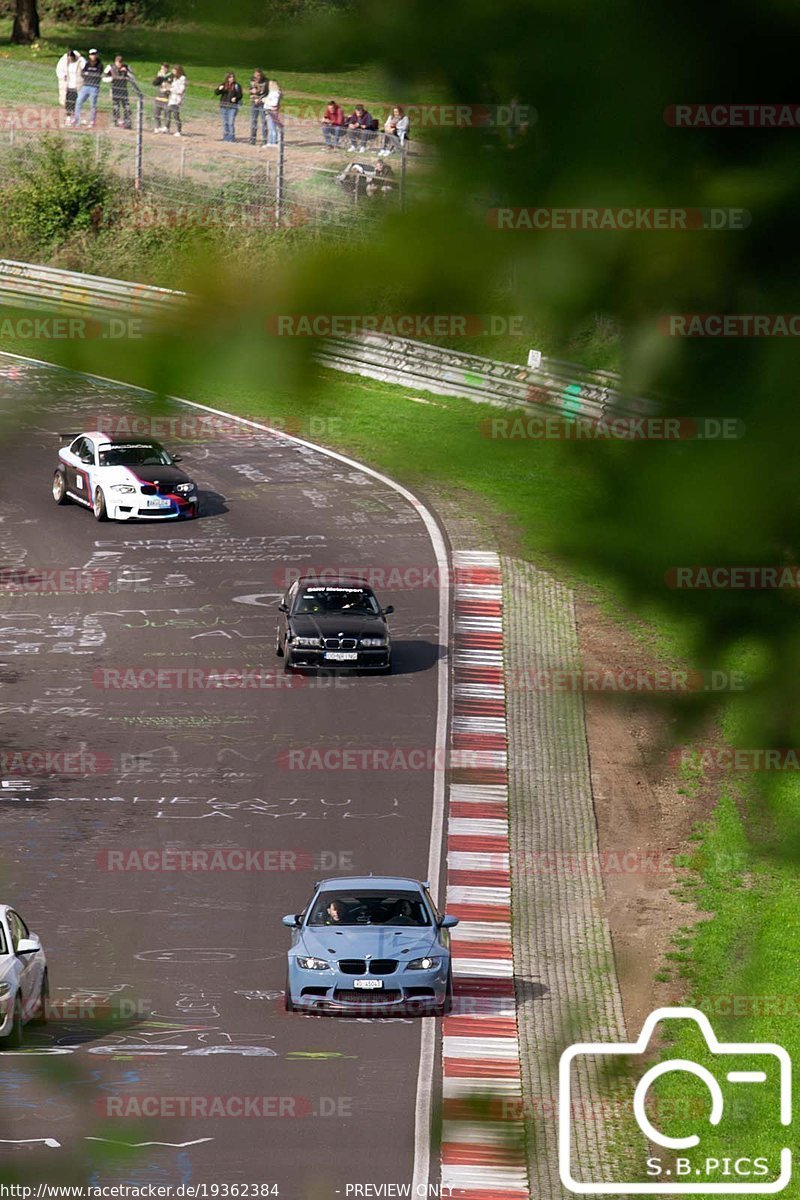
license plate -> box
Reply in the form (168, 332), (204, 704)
(353, 978), (383, 989)
(145, 498), (172, 509)
(324, 651), (358, 661)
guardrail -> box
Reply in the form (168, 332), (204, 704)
(0, 259), (652, 421)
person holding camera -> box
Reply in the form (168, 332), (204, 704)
(321, 99), (344, 148)
(249, 69), (269, 146)
(104, 54), (135, 129)
(215, 72), (243, 142)
(166, 65), (186, 136)
(152, 62), (172, 132)
(73, 49), (103, 128)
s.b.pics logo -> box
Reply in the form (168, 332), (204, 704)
(559, 1008), (791, 1194)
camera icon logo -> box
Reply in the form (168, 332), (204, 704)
(559, 1007), (791, 1194)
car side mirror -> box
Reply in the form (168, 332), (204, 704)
(282, 913), (299, 928)
(16, 937), (40, 956)
(383, 605), (394, 615)
(172, 453), (182, 462)
(439, 914), (459, 929)
(80, 454), (93, 465)
(278, 603), (288, 613)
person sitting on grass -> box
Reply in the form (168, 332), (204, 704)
(215, 72), (243, 142)
(378, 105), (409, 156)
(336, 157), (394, 197)
(345, 104), (375, 152)
(321, 99), (345, 148)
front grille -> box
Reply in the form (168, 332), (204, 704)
(323, 638), (358, 650)
(333, 989), (402, 1003)
(338, 959), (366, 974)
(369, 960), (397, 975)
(137, 507), (174, 517)
(140, 483), (174, 496)
(405, 987), (435, 998)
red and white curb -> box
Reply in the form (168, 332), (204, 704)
(441, 551), (530, 1199)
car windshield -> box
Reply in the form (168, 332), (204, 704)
(307, 890), (431, 927)
(98, 443), (174, 467)
(293, 587), (380, 616)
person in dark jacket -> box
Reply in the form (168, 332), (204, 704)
(346, 104), (377, 152)
(104, 55), (135, 129)
(215, 72), (243, 142)
(248, 69), (269, 145)
(73, 49), (103, 128)
(152, 62), (172, 132)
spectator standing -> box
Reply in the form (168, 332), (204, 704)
(58, 50), (85, 126)
(378, 105), (409, 156)
(152, 62), (172, 132)
(248, 69), (269, 145)
(215, 72), (243, 142)
(104, 55), (135, 129)
(73, 48), (103, 128)
(345, 104), (375, 152)
(264, 78), (282, 145)
(166, 65), (186, 136)
(321, 99), (344, 148)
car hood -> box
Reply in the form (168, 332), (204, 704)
(298, 925), (438, 961)
(290, 613), (388, 639)
(122, 464), (192, 486)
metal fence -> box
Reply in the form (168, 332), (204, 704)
(0, 58), (429, 234)
(0, 259), (651, 423)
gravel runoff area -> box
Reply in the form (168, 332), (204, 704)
(439, 498), (628, 1194)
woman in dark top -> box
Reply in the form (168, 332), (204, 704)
(215, 72), (243, 142)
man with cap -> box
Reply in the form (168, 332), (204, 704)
(73, 49), (103, 128)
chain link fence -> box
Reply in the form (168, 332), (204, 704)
(0, 58), (436, 236)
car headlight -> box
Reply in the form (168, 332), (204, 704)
(292, 637), (322, 648)
(175, 482), (196, 495)
(360, 637), (387, 647)
(296, 956), (330, 971)
(0, 982), (11, 999)
(407, 956), (441, 971)
(110, 484), (136, 493)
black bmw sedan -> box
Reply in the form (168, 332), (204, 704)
(276, 577), (393, 672)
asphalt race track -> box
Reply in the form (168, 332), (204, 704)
(0, 354), (447, 1198)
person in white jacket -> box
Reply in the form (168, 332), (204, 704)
(56, 50), (85, 125)
(264, 79), (282, 145)
(166, 65), (186, 137)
